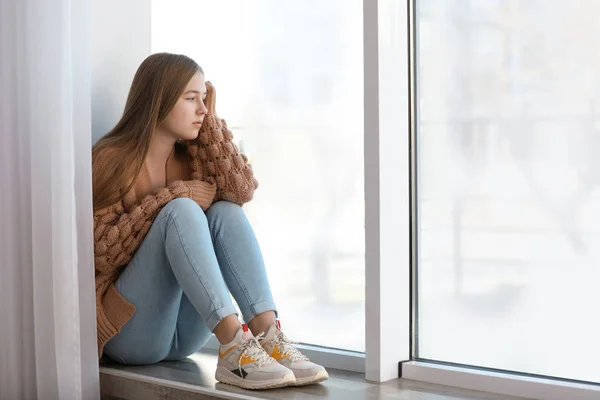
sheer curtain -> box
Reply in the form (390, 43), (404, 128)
(0, 0), (99, 399)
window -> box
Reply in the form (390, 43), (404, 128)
(152, 0), (365, 352)
(417, 0), (600, 383)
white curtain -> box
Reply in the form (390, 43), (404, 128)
(0, 0), (100, 398)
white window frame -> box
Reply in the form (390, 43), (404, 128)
(209, 0), (413, 380)
(401, 361), (600, 400)
(392, 0), (600, 398)
(363, 0), (411, 383)
(200, 0), (413, 378)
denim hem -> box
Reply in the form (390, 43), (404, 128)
(205, 305), (239, 331)
(241, 300), (278, 324)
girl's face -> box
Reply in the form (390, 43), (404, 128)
(157, 73), (208, 141)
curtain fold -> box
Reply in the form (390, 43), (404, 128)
(0, 0), (99, 399)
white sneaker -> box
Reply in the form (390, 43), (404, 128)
(259, 320), (329, 386)
(215, 324), (295, 390)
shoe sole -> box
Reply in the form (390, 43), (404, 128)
(291, 370), (329, 386)
(215, 366), (296, 390)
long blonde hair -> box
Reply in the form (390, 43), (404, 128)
(92, 53), (203, 211)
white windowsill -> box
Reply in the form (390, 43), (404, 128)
(99, 367), (259, 400)
(204, 336), (365, 373)
(401, 361), (600, 400)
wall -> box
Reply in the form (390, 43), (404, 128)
(91, 0), (150, 143)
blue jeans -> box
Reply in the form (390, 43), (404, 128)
(103, 199), (277, 365)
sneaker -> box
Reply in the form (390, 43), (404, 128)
(259, 320), (329, 386)
(215, 324), (296, 390)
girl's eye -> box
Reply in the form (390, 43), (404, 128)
(186, 97), (196, 101)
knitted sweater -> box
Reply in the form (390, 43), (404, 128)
(185, 81), (259, 204)
(94, 83), (257, 358)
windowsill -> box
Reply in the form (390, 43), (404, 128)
(99, 349), (524, 400)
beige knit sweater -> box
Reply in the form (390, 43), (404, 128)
(185, 81), (259, 204)
(94, 82), (257, 358)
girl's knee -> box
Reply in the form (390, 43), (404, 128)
(207, 201), (243, 219)
(165, 197), (200, 211)
(162, 198), (206, 220)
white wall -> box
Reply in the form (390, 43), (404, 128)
(91, 0), (151, 143)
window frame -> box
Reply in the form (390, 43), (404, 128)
(202, 0), (413, 378)
(398, 0), (600, 398)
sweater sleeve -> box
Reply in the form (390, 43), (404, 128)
(93, 179), (215, 274)
(186, 81), (259, 206)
